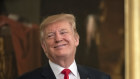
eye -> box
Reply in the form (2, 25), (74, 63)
(47, 33), (55, 38)
(60, 31), (67, 35)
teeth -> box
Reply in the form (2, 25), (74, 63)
(54, 44), (66, 48)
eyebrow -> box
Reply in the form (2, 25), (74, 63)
(60, 29), (67, 32)
(46, 32), (55, 35)
(46, 28), (68, 35)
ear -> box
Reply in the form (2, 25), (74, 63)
(41, 41), (47, 52)
(74, 34), (79, 46)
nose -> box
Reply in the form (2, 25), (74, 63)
(55, 32), (62, 43)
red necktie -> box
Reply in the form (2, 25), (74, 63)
(61, 69), (71, 79)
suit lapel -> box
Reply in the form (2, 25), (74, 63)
(40, 64), (95, 79)
(41, 64), (56, 79)
(77, 65), (95, 79)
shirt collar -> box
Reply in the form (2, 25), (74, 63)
(69, 60), (78, 77)
(49, 60), (78, 77)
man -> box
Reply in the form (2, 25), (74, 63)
(17, 13), (111, 79)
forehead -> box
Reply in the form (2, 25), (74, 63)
(45, 20), (72, 32)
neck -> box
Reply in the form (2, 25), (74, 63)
(50, 57), (74, 68)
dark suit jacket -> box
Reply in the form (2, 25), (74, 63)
(17, 64), (111, 79)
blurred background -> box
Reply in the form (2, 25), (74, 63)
(0, 0), (124, 79)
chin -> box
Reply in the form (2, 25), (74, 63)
(56, 52), (70, 57)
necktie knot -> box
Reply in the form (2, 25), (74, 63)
(61, 69), (71, 79)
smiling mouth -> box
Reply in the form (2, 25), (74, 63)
(54, 44), (67, 48)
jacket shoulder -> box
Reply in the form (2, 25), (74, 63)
(78, 65), (111, 79)
(17, 67), (44, 79)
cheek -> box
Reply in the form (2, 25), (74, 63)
(66, 36), (79, 46)
(46, 39), (55, 46)
(64, 35), (72, 42)
(43, 41), (54, 52)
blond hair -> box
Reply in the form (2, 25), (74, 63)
(40, 13), (79, 42)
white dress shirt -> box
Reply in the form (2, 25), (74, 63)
(49, 60), (80, 79)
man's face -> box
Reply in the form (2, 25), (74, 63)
(42, 20), (79, 62)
